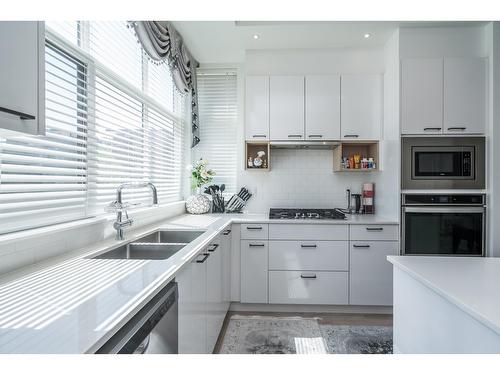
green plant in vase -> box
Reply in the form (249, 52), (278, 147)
(186, 158), (216, 214)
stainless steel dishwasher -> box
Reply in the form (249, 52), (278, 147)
(96, 281), (178, 354)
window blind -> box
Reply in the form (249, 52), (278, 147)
(193, 71), (238, 194)
(0, 22), (187, 234)
(0, 43), (88, 233)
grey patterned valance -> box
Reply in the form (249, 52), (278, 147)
(130, 21), (200, 147)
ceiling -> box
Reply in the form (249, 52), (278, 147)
(172, 21), (488, 64)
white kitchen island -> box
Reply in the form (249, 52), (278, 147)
(388, 256), (500, 354)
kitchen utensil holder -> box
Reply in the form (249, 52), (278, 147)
(225, 195), (246, 213)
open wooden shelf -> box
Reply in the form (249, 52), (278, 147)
(333, 141), (379, 172)
(245, 141), (270, 171)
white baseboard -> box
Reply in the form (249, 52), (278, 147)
(229, 302), (393, 314)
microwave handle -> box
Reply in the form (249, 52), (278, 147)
(403, 206), (485, 213)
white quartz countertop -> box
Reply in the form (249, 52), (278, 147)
(0, 212), (397, 353)
(388, 256), (500, 336)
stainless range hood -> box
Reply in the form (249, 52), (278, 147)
(269, 141), (340, 150)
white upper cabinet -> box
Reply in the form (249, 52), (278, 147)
(0, 21), (45, 137)
(245, 76), (270, 140)
(270, 76), (305, 141)
(305, 75), (341, 140)
(341, 75), (382, 140)
(444, 58), (486, 134)
(401, 58), (444, 135)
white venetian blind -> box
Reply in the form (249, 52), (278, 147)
(0, 43), (88, 233)
(193, 71), (237, 194)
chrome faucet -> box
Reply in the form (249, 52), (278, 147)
(108, 182), (158, 241)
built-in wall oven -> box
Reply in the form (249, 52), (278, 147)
(402, 137), (485, 189)
(402, 194), (486, 256)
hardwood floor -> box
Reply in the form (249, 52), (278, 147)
(213, 311), (393, 353)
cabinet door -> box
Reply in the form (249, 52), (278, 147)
(444, 58), (486, 134)
(221, 227), (232, 311)
(401, 58), (443, 135)
(305, 75), (341, 140)
(240, 240), (268, 303)
(206, 241), (224, 353)
(177, 254), (207, 353)
(341, 75), (382, 140)
(270, 76), (305, 140)
(0, 21), (45, 136)
(349, 241), (399, 306)
(245, 76), (269, 140)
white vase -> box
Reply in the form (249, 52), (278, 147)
(186, 188), (210, 214)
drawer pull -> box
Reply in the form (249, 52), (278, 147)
(353, 244), (371, 248)
(196, 253), (210, 263)
(0, 106), (36, 120)
(207, 244), (219, 252)
(343, 134), (359, 138)
(300, 274), (317, 279)
(308, 134), (323, 138)
(300, 244), (317, 248)
(288, 134), (303, 138)
(366, 227), (384, 231)
(447, 127), (466, 131)
(252, 134), (267, 138)
(423, 127), (442, 131)
(246, 226), (263, 230)
(249, 243), (265, 247)
(223, 229), (232, 235)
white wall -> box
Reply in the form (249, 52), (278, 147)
(399, 26), (487, 58)
(486, 22), (500, 257)
(239, 47), (399, 218)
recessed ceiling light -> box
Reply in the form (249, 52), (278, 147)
(364, 33), (371, 39)
(253, 34), (259, 40)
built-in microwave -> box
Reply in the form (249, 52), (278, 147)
(402, 137), (485, 189)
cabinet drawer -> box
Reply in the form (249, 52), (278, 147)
(269, 224), (348, 241)
(269, 271), (348, 305)
(349, 224), (399, 241)
(240, 224), (269, 239)
(269, 241), (348, 271)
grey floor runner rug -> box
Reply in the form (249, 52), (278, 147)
(219, 315), (393, 354)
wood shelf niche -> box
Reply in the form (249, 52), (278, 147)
(245, 141), (270, 171)
(333, 141), (379, 172)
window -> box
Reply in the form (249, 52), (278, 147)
(193, 70), (237, 194)
(0, 22), (187, 234)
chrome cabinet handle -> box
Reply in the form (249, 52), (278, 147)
(248, 243), (265, 247)
(288, 134), (303, 138)
(366, 227), (383, 231)
(0, 106), (36, 120)
(447, 127), (466, 131)
(353, 244), (371, 248)
(196, 253), (210, 263)
(223, 229), (232, 235)
(300, 274), (317, 279)
(343, 134), (359, 138)
(252, 134), (267, 138)
(208, 244), (219, 252)
(308, 134), (323, 138)
(246, 226), (263, 230)
(423, 127), (442, 131)
(300, 244), (317, 248)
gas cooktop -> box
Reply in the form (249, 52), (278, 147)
(269, 208), (347, 220)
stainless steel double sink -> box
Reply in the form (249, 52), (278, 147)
(89, 230), (205, 260)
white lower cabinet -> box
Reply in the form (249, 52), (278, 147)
(240, 240), (269, 303)
(206, 240), (224, 353)
(177, 252), (208, 354)
(269, 271), (349, 305)
(349, 241), (399, 306)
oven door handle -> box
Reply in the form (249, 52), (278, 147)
(403, 206), (485, 213)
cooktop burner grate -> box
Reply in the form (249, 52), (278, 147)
(269, 208), (347, 220)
